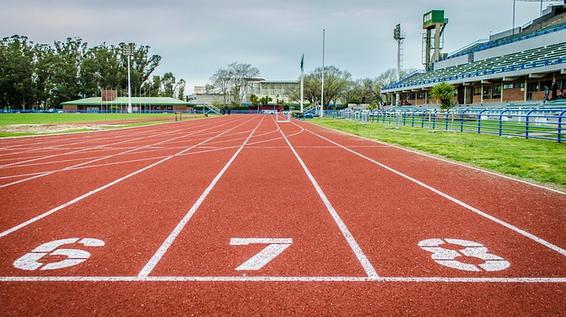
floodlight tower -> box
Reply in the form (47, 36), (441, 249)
(320, 29), (325, 118)
(123, 43), (134, 114)
(393, 24), (405, 81)
(422, 10), (448, 70)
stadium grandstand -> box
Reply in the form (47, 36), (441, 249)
(382, 3), (566, 107)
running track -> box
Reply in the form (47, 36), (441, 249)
(0, 115), (564, 315)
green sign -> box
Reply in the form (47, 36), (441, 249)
(423, 10), (444, 29)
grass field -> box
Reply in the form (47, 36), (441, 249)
(312, 118), (566, 190)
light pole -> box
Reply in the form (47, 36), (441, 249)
(123, 43), (134, 114)
(300, 54), (304, 113)
(321, 29), (325, 118)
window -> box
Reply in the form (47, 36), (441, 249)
(492, 85), (501, 99)
(483, 86), (492, 99)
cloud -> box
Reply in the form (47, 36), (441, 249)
(1, 0), (550, 93)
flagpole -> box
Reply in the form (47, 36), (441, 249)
(300, 54), (304, 113)
(321, 29), (325, 118)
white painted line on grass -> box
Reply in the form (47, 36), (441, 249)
(303, 125), (566, 257)
(0, 275), (563, 283)
(0, 117), (255, 239)
(275, 118), (379, 278)
(138, 116), (265, 277)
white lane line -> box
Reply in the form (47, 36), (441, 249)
(0, 118), (237, 189)
(0, 115), (211, 151)
(0, 120), (179, 157)
(0, 116), (222, 165)
(138, 116), (265, 277)
(302, 125), (566, 257)
(0, 276), (563, 283)
(0, 122), (192, 169)
(275, 119), (379, 278)
(0, 117), (254, 239)
(306, 121), (566, 195)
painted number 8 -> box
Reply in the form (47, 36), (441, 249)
(418, 238), (510, 272)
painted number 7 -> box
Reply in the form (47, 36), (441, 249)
(230, 238), (293, 271)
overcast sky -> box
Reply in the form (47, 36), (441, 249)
(1, 0), (559, 93)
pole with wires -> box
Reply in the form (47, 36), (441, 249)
(321, 29), (325, 118)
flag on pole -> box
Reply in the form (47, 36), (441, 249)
(300, 54), (304, 72)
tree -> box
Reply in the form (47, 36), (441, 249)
(1, 36), (167, 109)
(289, 66), (350, 107)
(210, 62), (260, 106)
(0, 36), (35, 109)
(175, 79), (186, 100)
(430, 82), (456, 109)
(210, 68), (231, 107)
(259, 96), (272, 105)
(226, 62), (260, 104)
(344, 78), (382, 105)
(161, 72), (176, 97)
(249, 94), (259, 106)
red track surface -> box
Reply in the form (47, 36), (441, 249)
(0, 115), (564, 315)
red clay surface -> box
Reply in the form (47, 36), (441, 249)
(0, 115), (564, 316)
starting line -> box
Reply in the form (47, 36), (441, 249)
(0, 276), (564, 283)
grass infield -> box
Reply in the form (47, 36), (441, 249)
(312, 118), (566, 191)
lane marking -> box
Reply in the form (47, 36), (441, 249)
(13, 238), (104, 271)
(230, 238), (293, 271)
(0, 115), (212, 153)
(0, 117), (255, 239)
(419, 238), (511, 272)
(138, 116), (265, 277)
(0, 123), (189, 169)
(0, 276), (564, 283)
(301, 125), (566, 257)
(0, 121), (183, 161)
(275, 118), (379, 278)
(304, 121), (566, 195)
(0, 118), (237, 188)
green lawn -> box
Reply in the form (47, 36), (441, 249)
(0, 113), (176, 126)
(311, 118), (566, 190)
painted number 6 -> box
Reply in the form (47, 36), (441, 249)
(418, 238), (510, 272)
(13, 238), (104, 271)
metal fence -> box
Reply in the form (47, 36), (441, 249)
(334, 105), (566, 143)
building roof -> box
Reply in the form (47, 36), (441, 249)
(383, 42), (566, 92)
(61, 97), (191, 106)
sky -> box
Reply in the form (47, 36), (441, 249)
(1, 0), (559, 93)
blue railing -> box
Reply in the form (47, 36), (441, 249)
(334, 105), (566, 143)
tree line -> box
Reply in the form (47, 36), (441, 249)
(0, 35), (185, 109)
(209, 61), (414, 108)
(289, 67), (414, 108)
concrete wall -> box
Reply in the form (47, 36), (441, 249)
(502, 87), (524, 103)
(474, 29), (566, 62)
(434, 54), (468, 70)
(63, 105), (77, 112)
